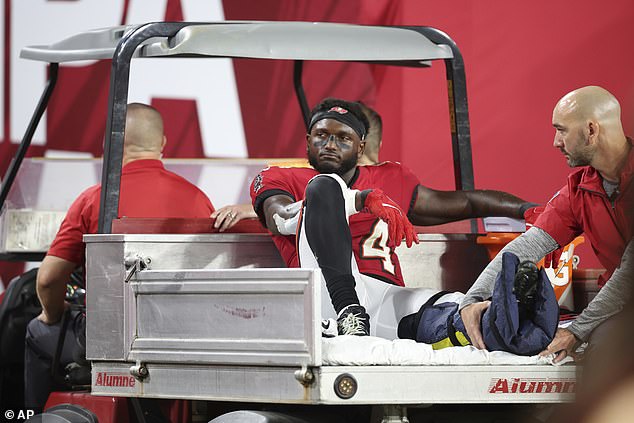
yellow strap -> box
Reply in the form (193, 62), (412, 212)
(431, 331), (471, 350)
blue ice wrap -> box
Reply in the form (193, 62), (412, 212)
(481, 252), (559, 355)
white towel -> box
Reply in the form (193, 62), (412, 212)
(322, 336), (573, 366)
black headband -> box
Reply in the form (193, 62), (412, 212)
(308, 106), (367, 140)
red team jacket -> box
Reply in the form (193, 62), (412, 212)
(534, 140), (634, 286)
(251, 162), (420, 286)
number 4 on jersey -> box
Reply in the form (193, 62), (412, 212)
(360, 219), (396, 274)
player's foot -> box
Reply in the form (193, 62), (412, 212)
(337, 304), (370, 336)
(513, 260), (540, 315)
(397, 311), (418, 340)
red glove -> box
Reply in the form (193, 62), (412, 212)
(364, 189), (419, 247)
(544, 247), (564, 269)
(523, 206), (563, 269)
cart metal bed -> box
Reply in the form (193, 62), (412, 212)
(83, 231), (575, 421)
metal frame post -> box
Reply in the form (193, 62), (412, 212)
(0, 63), (59, 211)
(406, 26), (477, 232)
(97, 22), (190, 234)
(411, 26), (474, 193)
(293, 60), (311, 130)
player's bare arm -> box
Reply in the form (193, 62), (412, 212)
(262, 194), (299, 235)
(408, 185), (533, 226)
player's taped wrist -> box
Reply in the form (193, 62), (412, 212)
(358, 189), (371, 209)
(272, 201), (302, 235)
(344, 188), (361, 217)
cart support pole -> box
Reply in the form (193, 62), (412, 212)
(412, 26), (474, 193)
(97, 22), (190, 234)
(0, 63), (58, 210)
(408, 26), (477, 233)
(293, 60), (311, 129)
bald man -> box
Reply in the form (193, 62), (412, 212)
(24, 103), (215, 412)
(460, 86), (633, 362)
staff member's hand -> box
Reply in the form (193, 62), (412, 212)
(539, 328), (579, 363)
(460, 301), (491, 349)
(212, 204), (257, 232)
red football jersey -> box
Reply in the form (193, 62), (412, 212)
(251, 162), (420, 286)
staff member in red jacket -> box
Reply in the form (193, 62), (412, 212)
(460, 86), (633, 363)
(25, 103), (215, 413)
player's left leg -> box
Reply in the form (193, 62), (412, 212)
(298, 173), (463, 339)
(298, 174), (369, 336)
(366, 278), (464, 339)
(396, 254), (558, 355)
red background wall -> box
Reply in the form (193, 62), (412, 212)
(2, 0), (634, 284)
(223, 0), (634, 268)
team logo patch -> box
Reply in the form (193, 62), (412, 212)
(328, 106), (349, 115)
(253, 173), (263, 193)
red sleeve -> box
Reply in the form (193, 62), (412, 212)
(249, 166), (303, 266)
(533, 183), (581, 247)
(250, 167), (295, 198)
(250, 167), (301, 219)
(374, 163), (420, 213)
(47, 187), (97, 264)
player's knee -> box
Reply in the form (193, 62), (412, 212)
(305, 175), (342, 202)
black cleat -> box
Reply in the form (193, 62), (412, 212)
(513, 260), (540, 318)
(337, 305), (370, 336)
(397, 311), (419, 340)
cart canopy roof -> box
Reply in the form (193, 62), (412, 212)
(20, 21), (453, 65)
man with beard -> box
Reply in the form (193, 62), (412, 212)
(251, 98), (534, 337)
(460, 86), (633, 363)
(213, 102), (383, 233)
